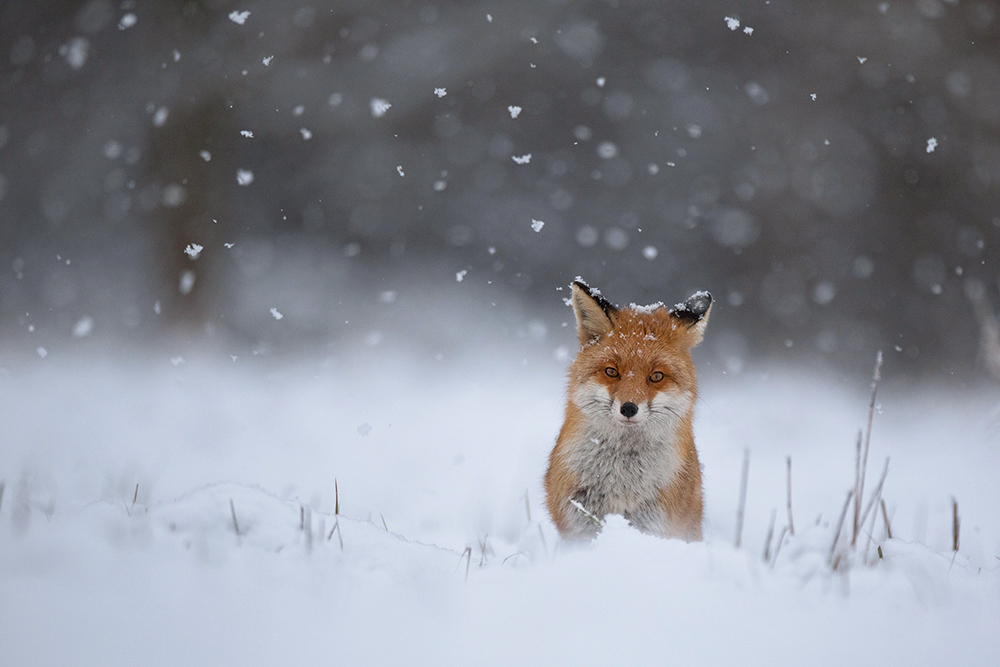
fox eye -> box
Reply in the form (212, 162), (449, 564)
(604, 367), (619, 378)
(649, 371), (665, 383)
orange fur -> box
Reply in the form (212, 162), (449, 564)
(544, 281), (711, 541)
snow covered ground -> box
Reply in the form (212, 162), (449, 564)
(1, 342), (999, 666)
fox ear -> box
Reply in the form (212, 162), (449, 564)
(669, 291), (712, 348)
(571, 280), (616, 347)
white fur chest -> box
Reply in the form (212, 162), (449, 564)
(564, 422), (682, 515)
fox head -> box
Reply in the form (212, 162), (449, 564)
(567, 279), (711, 432)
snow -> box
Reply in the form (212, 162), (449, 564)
(299, 128), (312, 140)
(236, 169), (254, 186)
(531, 219), (545, 232)
(434, 88), (447, 98)
(927, 137), (938, 153)
(62, 37), (90, 70)
(511, 153), (531, 164)
(725, 16), (740, 31)
(269, 307), (283, 320)
(118, 13), (137, 31)
(262, 56), (274, 66)
(228, 11), (251, 25)
(184, 243), (204, 259)
(507, 105), (522, 119)
(72, 316), (94, 338)
(370, 98), (392, 118)
(152, 106), (169, 127)
(240, 130), (254, 138)
(1, 350), (997, 666)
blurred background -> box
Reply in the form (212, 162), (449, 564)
(1, 0), (999, 378)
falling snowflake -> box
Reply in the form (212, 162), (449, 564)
(397, 165), (405, 177)
(262, 55), (274, 66)
(299, 128), (312, 140)
(370, 98), (392, 118)
(118, 13), (137, 30)
(508, 105), (522, 118)
(240, 130), (254, 138)
(229, 11), (250, 25)
(512, 154), (532, 164)
(531, 219), (545, 233)
(725, 16), (740, 30)
(434, 88), (447, 98)
(926, 137), (938, 153)
(236, 169), (254, 186)
(184, 243), (204, 259)
(270, 307), (283, 320)
(456, 270), (467, 282)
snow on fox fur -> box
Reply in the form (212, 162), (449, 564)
(545, 279), (712, 541)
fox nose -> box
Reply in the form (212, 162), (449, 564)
(620, 402), (639, 418)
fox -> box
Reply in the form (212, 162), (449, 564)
(544, 279), (712, 542)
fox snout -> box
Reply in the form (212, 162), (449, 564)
(613, 398), (645, 424)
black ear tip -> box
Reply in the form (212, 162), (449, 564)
(670, 290), (712, 322)
(571, 277), (617, 316)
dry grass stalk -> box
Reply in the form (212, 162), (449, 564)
(334, 478), (339, 516)
(880, 498), (893, 540)
(858, 458), (889, 530)
(770, 526), (788, 568)
(762, 508), (777, 563)
(952, 497), (960, 552)
(734, 448), (750, 548)
(132, 483), (139, 506)
(305, 507), (313, 552)
(851, 430), (862, 546)
(569, 498), (604, 527)
(461, 547), (472, 582)
(327, 517), (344, 550)
(829, 489), (854, 565)
(786, 456), (795, 536)
(229, 498), (241, 536)
(853, 350), (883, 547)
(524, 491), (532, 523)
(381, 513), (388, 531)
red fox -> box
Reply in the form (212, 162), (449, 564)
(545, 279), (712, 542)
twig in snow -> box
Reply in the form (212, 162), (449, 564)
(458, 547), (472, 582)
(299, 504), (305, 531)
(335, 478), (339, 516)
(381, 513), (388, 531)
(569, 498), (604, 527)
(229, 498), (241, 537)
(880, 498), (893, 540)
(0, 481), (5, 513)
(132, 483), (139, 506)
(952, 497), (960, 552)
(770, 526), (788, 568)
(734, 448), (750, 549)
(851, 430), (862, 546)
(854, 350), (883, 547)
(862, 461), (888, 562)
(304, 507), (313, 553)
(829, 489), (854, 566)
(524, 491), (531, 523)
(786, 456), (795, 536)
(858, 457), (890, 531)
(327, 517), (343, 550)
(762, 508), (777, 563)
